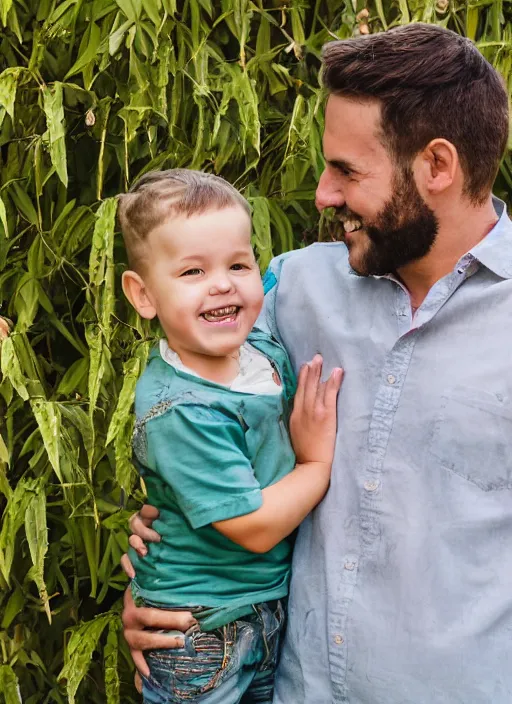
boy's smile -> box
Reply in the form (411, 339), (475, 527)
(123, 204), (264, 382)
(200, 305), (240, 325)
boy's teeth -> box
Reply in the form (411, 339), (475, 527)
(202, 306), (238, 321)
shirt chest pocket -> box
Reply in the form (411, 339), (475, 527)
(429, 386), (512, 491)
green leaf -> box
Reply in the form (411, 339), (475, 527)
(13, 274), (39, 331)
(0, 193), (8, 237)
(0, 665), (22, 704)
(0, 336), (29, 401)
(89, 198), (117, 293)
(42, 83), (68, 188)
(106, 355), (140, 446)
(109, 18), (134, 56)
(78, 515), (99, 596)
(30, 400), (62, 483)
(0, 0), (13, 27)
(25, 483), (50, 622)
(142, 0), (163, 29)
(104, 618), (121, 703)
(0, 477), (38, 585)
(57, 357), (89, 395)
(64, 22), (101, 80)
(10, 182), (39, 226)
(1, 584), (25, 629)
(0, 433), (9, 466)
(59, 612), (114, 703)
(250, 196), (273, 271)
(116, 0), (142, 22)
(0, 68), (21, 122)
(59, 404), (94, 469)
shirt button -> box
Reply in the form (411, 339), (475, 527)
(344, 561), (355, 571)
(386, 374), (396, 385)
(334, 634), (344, 645)
(364, 479), (379, 492)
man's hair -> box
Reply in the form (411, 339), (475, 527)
(118, 169), (251, 270)
(322, 24), (509, 203)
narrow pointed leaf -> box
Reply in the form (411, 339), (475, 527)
(42, 82), (68, 188)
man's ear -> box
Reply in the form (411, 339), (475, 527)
(416, 138), (459, 196)
(122, 270), (157, 320)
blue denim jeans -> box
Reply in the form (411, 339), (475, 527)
(142, 600), (285, 704)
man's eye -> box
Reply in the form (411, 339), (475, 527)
(181, 268), (202, 276)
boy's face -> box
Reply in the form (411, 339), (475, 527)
(127, 205), (264, 360)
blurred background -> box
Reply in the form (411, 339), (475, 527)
(0, 1), (511, 701)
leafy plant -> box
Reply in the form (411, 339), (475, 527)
(0, 0), (510, 701)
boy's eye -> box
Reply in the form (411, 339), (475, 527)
(230, 263), (247, 271)
(181, 268), (203, 276)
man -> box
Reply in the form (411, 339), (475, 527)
(122, 23), (512, 703)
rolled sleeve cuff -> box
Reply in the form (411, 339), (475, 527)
(187, 489), (263, 529)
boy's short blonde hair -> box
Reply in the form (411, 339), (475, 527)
(118, 169), (251, 271)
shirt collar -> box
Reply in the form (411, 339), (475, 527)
(467, 196), (512, 279)
(368, 196), (512, 282)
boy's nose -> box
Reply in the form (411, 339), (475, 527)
(209, 277), (234, 295)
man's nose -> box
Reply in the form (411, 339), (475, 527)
(315, 168), (345, 212)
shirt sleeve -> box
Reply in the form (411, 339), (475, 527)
(145, 403), (263, 529)
(256, 252), (297, 343)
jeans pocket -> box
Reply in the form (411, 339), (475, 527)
(259, 600), (286, 671)
(147, 624), (234, 701)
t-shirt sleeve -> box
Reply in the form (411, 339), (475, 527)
(145, 403), (263, 529)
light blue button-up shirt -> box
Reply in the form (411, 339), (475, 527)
(262, 198), (512, 703)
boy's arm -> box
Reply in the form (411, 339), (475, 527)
(213, 355), (342, 553)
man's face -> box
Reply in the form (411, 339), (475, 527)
(316, 95), (438, 276)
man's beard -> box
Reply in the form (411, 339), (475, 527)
(336, 168), (439, 277)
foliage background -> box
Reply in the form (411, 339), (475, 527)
(0, 0), (511, 701)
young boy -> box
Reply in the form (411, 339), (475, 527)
(118, 169), (342, 704)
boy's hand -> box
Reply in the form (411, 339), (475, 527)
(290, 355), (343, 466)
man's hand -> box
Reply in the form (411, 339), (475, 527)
(122, 589), (196, 677)
(120, 504), (162, 578)
(121, 505), (194, 677)
(290, 354), (343, 465)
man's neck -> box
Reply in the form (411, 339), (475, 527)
(397, 195), (499, 310)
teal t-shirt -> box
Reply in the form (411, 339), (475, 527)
(130, 328), (297, 630)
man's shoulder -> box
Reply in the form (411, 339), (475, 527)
(266, 242), (349, 288)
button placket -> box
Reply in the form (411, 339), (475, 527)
(363, 478), (380, 492)
(361, 336), (416, 555)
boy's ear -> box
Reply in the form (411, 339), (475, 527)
(122, 270), (157, 320)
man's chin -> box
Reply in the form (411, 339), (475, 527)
(347, 244), (372, 277)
